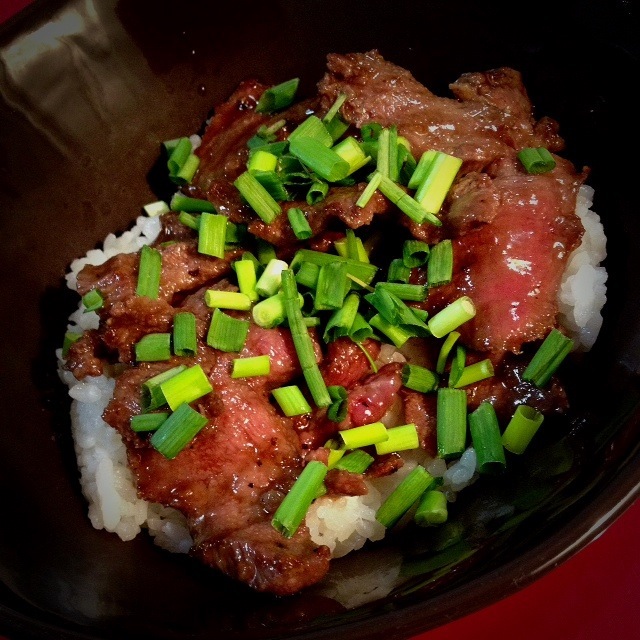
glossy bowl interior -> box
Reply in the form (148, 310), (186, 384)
(1, 1), (639, 638)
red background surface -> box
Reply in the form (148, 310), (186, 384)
(2, 1), (639, 639)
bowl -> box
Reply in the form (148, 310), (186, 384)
(1, 1), (639, 638)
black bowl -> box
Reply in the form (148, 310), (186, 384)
(1, 1), (638, 638)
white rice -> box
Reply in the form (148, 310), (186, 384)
(57, 184), (607, 580)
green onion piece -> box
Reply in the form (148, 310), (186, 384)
(281, 269), (331, 408)
(522, 328), (574, 387)
(325, 438), (347, 468)
(204, 290), (252, 311)
(453, 358), (495, 388)
(365, 286), (430, 337)
(414, 151), (462, 214)
(61, 331), (82, 357)
(252, 293), (286, 328)
(206, 308), (249, 353)
(428, 239), (453, 287)
(130, 412), (169, 433)
(377, 282), (428, 302)
(289, 137), (350, 182)
(314, 261), (349, 311)
(288, 115), (333, 147)
(325, 116), (349, 142)
(402, 364), (439, 393)
(448, 344), (467, 388)
(287, 207), (313, 240)
(271, 461), (328, 538)
(327, 385), (348, 422)
(174, 153), (200, 185)
(256, 239), (277, 266)
(225, 221), (247, 245)
(397, 140), (417, 186)
(349, 313), (375, 342)
(82, 289), (104, 313)
(376, 127), (398, 180)
(436, 331), (460, 374)
(306, 179), (329, 205)
(256, 77), (299, 113)
(376, 465), (434, 528)
(333, 136), (371, 175)
(403, 239), (430, 268)
(356, 171), (383, 208)
(143, 200), (170, 217)
(136, 245), (162, 299)
(436, 387), (467, 460)
(234, 171), (281, 224)
(150, 403), (209, 459)
(178, 211), (200, 230)
(272, 385), (312, 416)
(135, 333), (171, 362)
(294, 261), (320, 289)
(334, 449), (374, 473)
(334, 235), (369, 263)
(253, 170), (290, 201)
(387, 258), (411, 283)
(323, 292), (360, 342)
(378, 175), (442, 226)
(255, 258), (288, 298)
(232, 355), (271, 379)
(159, 364), (213, 411)
(502, 405), (545, 454)
(517, 147), (556, 174)
(361, 122), (382, 141)
(369, 313), (412, 348)
(169, 193), (216, 213)
(339, 422), (388, 449)
(172, 312), (197, 357)
(323, 92), (347, 124)
(408, 149), (437, 189)
(375, 423), (419, 455)
(290, 249), (378, 286)
(428, 296), (476, 338)
(468, 402), (506, 474)
(141, 365), (187, 411)
(414, 489), (448, 526)
(166, 137), (191, 179)
(248, 149), (278, 173)
(234, 258), (259, 303)
(197, 212), (227, 258)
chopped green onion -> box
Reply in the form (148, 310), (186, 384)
(436, 331), (460, 374)
(376, 465), (434, 528)
(82, 289), (104, 313)
(288, 115), (333, 147)
(517, 147), (556, 174)
(232, 355), (271, 379)
(377, 282), (427, 302)
(378, 174), (442, 226)
(428, 296), (476, 338)
(468, 402), (506, 474)
(256, 77), (299, 113)
(436, 387), (467, 459)
(522, 328), (574, 387)
(234, 258), (259, 303)
(131, 412), (169, 433)
(136, 245), (162, 299)
(272, 385), (312, 416)
(408, 149), (437, 190)
(365, 286), (430, 337)
(256, 239), (277, 266)
(150, 403), (209, 459)
(271, 461), (328, 538)
(166, 137), (191, 180)
(334, 449), (374, 474)
(333, 136), (371, 175)
(174, 153), (200, 185)
(253, 170), (290, 201)
(323, 93), (348, 124)
(376, 127), (399, 181)
(206, 308), (249, 352)
(290, 249), (378, 286)
(325, 438), (347, 468)
(414, 151), (462, 214)
(502, 405), (545, 454)
(375, 423), (419, 455)
(327, 385), (348, 422)
(255, 258), (288, 298)
(281, 270), (331, 408)
(402, 364), (439, 393)
(387, 258), (411, 283)
(61, 331), (82, 357)
(349, 313), (375, 343)
(178, 211), (200, 230)
(204, 290), (252, 311)
(141, 365), (187, 411)
(294, 261), (320, 289)
(198, 212), (227, 258)
(453, 358), (494, 388)
(248, 149), (278, 173)
(448, 344), (467, 388)
(323, 292), (360, 342)
(169, 193), (216, 213)
(369, 313), (412, 348)
(414, 489), (448, 526)
(287, 207), (313, 240)
(225, 221), (247, 245)
(306, 179), (329, 205)
(143, 200), (170, 217)
(172, 312), (197, 357)
(289, 137), (350, 182)
(234, 171), (281, 224)
(427, 239), (453, 288)
(339, 422), (388, 449)
(135, 333), (172, 362)
(314, 261), (349, 311)
(159, 364), (213, 411)
(356, 171), (383, 208)
(402, 239), (430, 268)
(252, 293), (287, 328)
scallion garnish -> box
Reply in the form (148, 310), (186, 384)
(255, 258), (288, 298)
(234, 258), (259, 303)
(522, 328), (574, 387)
(252, 292), (288, 328)
(407, 149), (437, 189)
(376, 465), (434, 528)
(375, 423), (419, 455)
(427, 239), (453, 287)
(174, 153), (200, 185)
(150, 403), (209, 459)
(272, 385), (312, 416)
(306, 179), (329, 205)
(178, 211), (200, 231)
(166, 137), (191, 181)
(447, 344), (467, 388)
(256, 239), (277, 265)
(234, 171), (281, 224)
(517, 147), (556, 174)
(428, 296), (476, 338)
(378, 174), (441, 226)
(436, 387), (467, 460)
(468, 402), (506, 474)
(142, 365), (187, 411)
(290, 249), (378, 286)
(248, 149), (278, 173)
(369, 313), (412, 348)
(255, 77), (299, 113)
(339, 422), (388, 449)
(159, 364), (213, 411)
(289, 137), (350, 182)
(333, 136), (371, 175)
(436, 331), (460, 374)
(377, 282), (428, 302)
(402, 364), (439, 393)
(169, 193), (216, 213)
(414, 489), (448, 526)
(288, 115), (333, 147)
(327, 385), (348, 422)
(287, 207), (313, 240)
(197, 212), (227, 258)
(356, 171), (383, 208)
(502, 404), (545, 454)
(414, 151), (462, 214)
(323, 92), (347, 125)
(387, 258), (411, 283)
(334, 449), (374, 474)
(61, 331), (82, 358)
(402, 239), (430, 268)
(143, 200), (170, 217)
(453, 358), (494, 388)
(314, 261), (349, 311)
(271, 461), (328, 538)
(135, 333), (172, 362)
(323, 292), (359, 342)
(232, 355), (271, 379)
(136, 245), (162, 299)
(204, 290), (252, 311)
(130, 412), (169, 433)
(349, 313), (375, 343)
(82, 289), (104, 313)
(206, 308), (250, 352)
(172, 312), (197, 357)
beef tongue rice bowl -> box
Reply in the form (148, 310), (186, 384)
(57, 51), (607, 597)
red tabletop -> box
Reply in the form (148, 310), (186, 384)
(1, 2), (639, 640)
